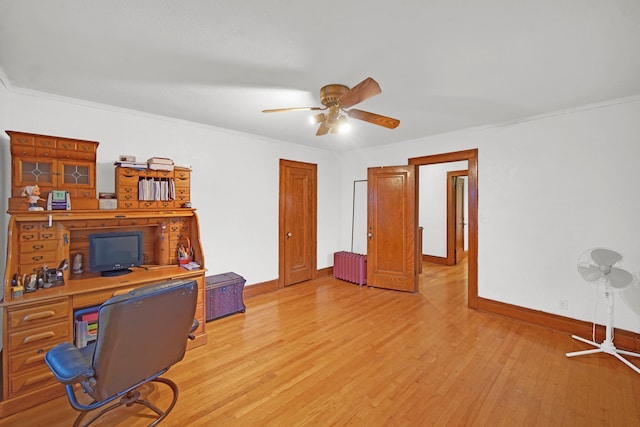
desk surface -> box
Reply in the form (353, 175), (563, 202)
(2, 266), (205, 308)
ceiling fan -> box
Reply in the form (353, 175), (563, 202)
(262, 77), (400, 136)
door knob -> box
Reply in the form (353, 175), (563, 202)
(368, 232), (373, 239)
(286, 232), (292, 238)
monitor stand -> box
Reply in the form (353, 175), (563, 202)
(101, 268), (133, 277)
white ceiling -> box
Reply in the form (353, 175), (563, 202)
(2, 0), (640, 151)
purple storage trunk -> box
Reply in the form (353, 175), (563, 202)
(205, 272), (246, 321)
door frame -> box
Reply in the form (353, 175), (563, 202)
(409, 149), (478, 309)
(447, 170), (467, 266)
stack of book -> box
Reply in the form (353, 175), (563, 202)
(114, 160), (147, 169)
(138, 177), (175, 201)
(148, 157), (174, 171)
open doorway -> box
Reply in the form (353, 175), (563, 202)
(409, 149), (478, 309)
(418, 163), (468, 266)
(449, 170), (468, 265)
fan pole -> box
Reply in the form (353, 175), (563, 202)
(566, 290), (640, 374)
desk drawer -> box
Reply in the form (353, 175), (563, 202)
(8, 298), (70, 329)
(117, 173), (139, 186)
(10, 368), (58, 398)
(19, 250), (57, 266)
(9, 342), (58, 375)
(19, 240), (58, 254)
(74, 286), (134, 308)
(8, 321), (70, 353)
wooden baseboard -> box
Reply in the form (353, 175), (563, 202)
(243, 279), (279, 299)
(244, 267), (333, 300)
(315, 266), (333, 278)
(477, 297), (640, 352)
(423, 254), (448, 265)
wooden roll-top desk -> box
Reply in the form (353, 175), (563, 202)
(1, 130), (207, 418)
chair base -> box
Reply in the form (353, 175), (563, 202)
(74, 377), (179, 427)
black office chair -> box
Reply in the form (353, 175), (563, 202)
(45, 278), (199, 427)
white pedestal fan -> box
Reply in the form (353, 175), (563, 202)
(566, 248), (640, 374)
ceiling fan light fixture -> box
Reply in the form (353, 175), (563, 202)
(311, 113), (326, 125)
(336, 115), (351, 133)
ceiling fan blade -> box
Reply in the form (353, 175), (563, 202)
(347, 109), (400, 129)
(339, 77), (381, 108)
(262, 107), (324, 113)
(316, 122), (330, 136)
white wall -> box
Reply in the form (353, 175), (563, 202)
(340, 96), (640, 334)
(1, 89), (342, 287)
(3, 83), (640, 335)
(419, 161), (467, 257)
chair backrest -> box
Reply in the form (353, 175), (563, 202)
(90, 279), (198, 401)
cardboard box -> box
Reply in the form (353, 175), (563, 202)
(99, 199), (118, 210)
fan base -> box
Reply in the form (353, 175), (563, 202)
(319, 84), (349, 107)
(566, 334), (640, 374)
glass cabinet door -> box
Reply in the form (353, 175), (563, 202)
(13, 157), (54, 187)
(58, 160), (95, 188)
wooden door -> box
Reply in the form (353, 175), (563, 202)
(367, 165), (418, 292)
(454, 177), (465, 264)
(279, 160), (317, 287)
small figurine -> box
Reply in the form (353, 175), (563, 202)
(22, 185), (45, 211)
(73, 253), (83, 275)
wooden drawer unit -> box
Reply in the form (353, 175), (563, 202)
(174, 168), (191, 207)
(7, 130), (99, 209)
(169, 217), (191, 264)
(115, 166), (189, 209)
(16, 222), (61, 276)
(4, 297), (71, 401)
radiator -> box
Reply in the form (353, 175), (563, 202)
(333, 251), (367, 286)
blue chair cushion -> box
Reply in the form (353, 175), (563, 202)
(45, 341), (94, 385)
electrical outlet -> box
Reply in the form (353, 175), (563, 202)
(559, 299), (568, 311)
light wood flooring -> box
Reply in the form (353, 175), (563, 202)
(3, 260), (640, 426)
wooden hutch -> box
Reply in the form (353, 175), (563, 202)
(1, 130), (207, 418)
